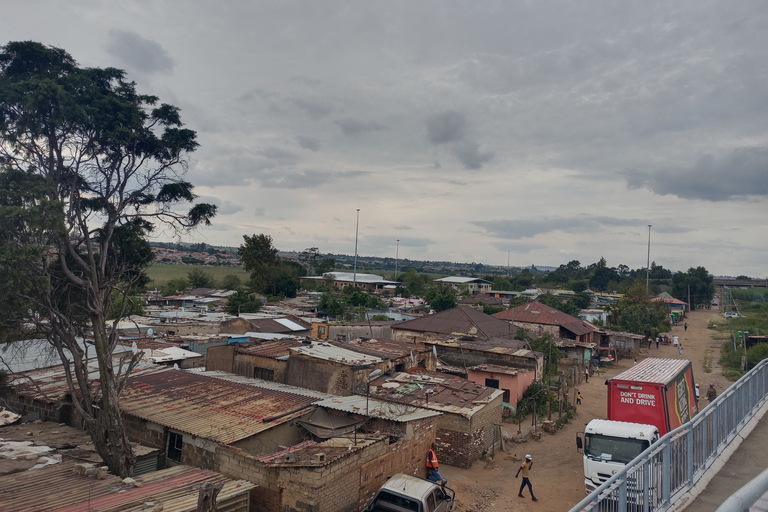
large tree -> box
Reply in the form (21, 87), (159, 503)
(671, 266), (715, 307)
(0, 41), (215, 477)
(238, 234), (280, 293)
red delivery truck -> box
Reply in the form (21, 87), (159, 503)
(606, 358), (696, 435)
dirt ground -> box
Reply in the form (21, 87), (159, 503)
(445, 308), (729, 512)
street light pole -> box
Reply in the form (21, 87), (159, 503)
(646, 225), (652, 292)
(353, 208), (360, 288)
(395, 239), (400, 281)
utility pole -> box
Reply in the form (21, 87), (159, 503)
(395, 239), (400, 281)
(353, 208), (360, 288)
(646, 224), (652, 292)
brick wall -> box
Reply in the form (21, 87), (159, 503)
(6, 395), (61, 422)
(433, 394), (503, 468)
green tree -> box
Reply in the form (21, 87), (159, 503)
(298, 247), (321, 275)
(220, 274), (242, 290)
(239, 234), (280, 294)
(315, 257), (336, 275)
(538, 294), (580, 317)
(187, 268), (216, 288)
(0, 41), (215, 477)
(162, 277), (190, 296)
(225, 288), (262, 315)
(107, 295), (147, 319)
(428, 292), (457, 312)
(613, 283), (670, 337)
(318, 291), (345, 318)
(528, 335), (563, 380)
(671, 266), (715, 307)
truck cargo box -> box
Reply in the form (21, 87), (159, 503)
(606, 358), (696, 435)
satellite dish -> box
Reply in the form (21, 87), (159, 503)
(146, 328), (154, 337)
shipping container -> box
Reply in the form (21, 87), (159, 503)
(606, 358), (696, 435)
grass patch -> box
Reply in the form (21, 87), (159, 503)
(146, 263), (250, 288)
(703, 350), (712, 373)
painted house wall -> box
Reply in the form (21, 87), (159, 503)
(466, 369), (535, 408)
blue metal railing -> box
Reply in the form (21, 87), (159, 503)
(569, 360), (768, 512)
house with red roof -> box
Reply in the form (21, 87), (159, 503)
(493, 301), (598, 344)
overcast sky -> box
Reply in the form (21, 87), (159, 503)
(4, 1), (767, 277)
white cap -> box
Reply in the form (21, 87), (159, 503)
(525, 454), (532, 460)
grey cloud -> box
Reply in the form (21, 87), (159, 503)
(623, 147), (768, 201)
(105, 30), (174, 74)
(196, 196), (244, 215)
(393, 225), (413, 230)
(335, 118), (387, 137)
(490, 241), (547, 254)
(254, 207), (265, 217)
(451, 141), (494, 170)
(260, 170), (366, 189)
(289, 97), (334, 119)
(296, 135), (321, 151)
(433, 160), (442, 169)
(366, 235), (431, 249)
(472, 217), (646, 240)
(258, 146), (299, 164)
(426, 111), (467, 145)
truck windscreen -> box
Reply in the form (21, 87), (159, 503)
(585, 434), (649, 464)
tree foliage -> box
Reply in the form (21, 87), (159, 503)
(238, 234), (280, 294)
(225, 287), (262, 315)
(0, 41), (215, 477)
(187, 268), (216, 288)
(671, 266), (714, 307)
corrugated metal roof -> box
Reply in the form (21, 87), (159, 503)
(392, 306), (516, 338)
(233, 338), (305, 358)
(331, 339), (431, 360)
(194, 370), (334, 400)
(315, 395), (441, 422)
(369, 369), (503, 418)
(0, 463), (254, 512)
(120, 369), (317, 444)
(1, 338), (132, 374)
(609, 358), (692, 385)
(435, 277), (491, 284)
(467, 364), (531, 376)
(290, 343), (383, 365)
(274, 318), (308, 331)
(494, 302), (598, 336)
(256, 437), (382, 467)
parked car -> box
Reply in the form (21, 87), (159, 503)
(364, 474), (455, 512)
(724, 312), (743, 318)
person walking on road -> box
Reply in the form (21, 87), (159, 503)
(684, 322), (688, 332)
(425, 443), (446, 485)
(656, 337), (660, 349)
(516, 454), (538, 502)
(695, 384), (700, 407)
(706, 383), (717, 402)
(585, 366), (589, 383)
(576, 391), (582, 405)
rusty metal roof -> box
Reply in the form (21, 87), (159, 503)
(290, 342), (383, 366)
(494, 302), (598, 336)
(368, 369), (503, 418)
(467, 364), (532, 376)
(233, 338), (305, 359)
(424, 337), (540, 360)
(0, 462), (254, 512)
(392, 306), (516, 338)
(330, 338), (431, 359)
(120, 369), (317, 444)
(256, 437), (382, 467)
(609, 358), (692, 385)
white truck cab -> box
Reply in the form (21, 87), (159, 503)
(577, 419), (659, 494)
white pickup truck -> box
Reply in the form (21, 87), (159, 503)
(364, 474), (455, 512)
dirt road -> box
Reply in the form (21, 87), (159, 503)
(445, 308), (727, 512)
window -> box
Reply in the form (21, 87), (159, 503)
(167, 432), (183, 462)
(502, 389), (511, 403)
(485, 378), (500, 389)
(318, 325), (326, 336)
(336, 334), (347, 342)
(253, 367), (275, 381)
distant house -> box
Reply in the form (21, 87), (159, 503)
(652, 292), (688, 311)
(300, 271), (398, 291)
(458, 295), (505, 307)
(206, 338), (306, 381)
(220, 315), (312, 337)
(493, 301), (598, 344)
(435, 276), (492, 294)
(391, 305), (517, 342)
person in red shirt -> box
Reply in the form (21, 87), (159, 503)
(426, 443), (445, 485)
